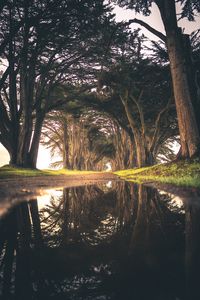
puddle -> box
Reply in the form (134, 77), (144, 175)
(0, 181), (200, 299)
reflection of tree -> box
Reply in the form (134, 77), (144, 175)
(29, 200), (43, 247)
(40, 183), (134, 248)
(34, 182), (139, 298)
(39, 194), (65, 247)
(129, 185), (184, 254)
(1, 210), (17, 299)
(126, 184), (185, 299)
(184, 193), (200, 300)
(1, 183), (199, 299)
(0, 199), (43, 299)
(129, 184), (150, 255)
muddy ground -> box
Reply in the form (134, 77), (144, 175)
(0, 172), (119, 217)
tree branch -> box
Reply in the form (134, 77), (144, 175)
(150, 98), (172, 151)
(130, 90), (146, 138)
(126, 18), (166, 43)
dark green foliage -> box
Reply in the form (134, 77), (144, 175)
(180, 0), (200, 20)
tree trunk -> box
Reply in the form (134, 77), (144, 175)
(167, 29), (200, 158)
(183, 34), (200, 134)
(157, 0), (200, 158)
(121, 94), (153, 167)
(63, 121), (70, 169)
(16, 9), (35, 167)
(7, 6), (19, 166)
(29, 113), (45, 169)
(134, 131), (146, 168)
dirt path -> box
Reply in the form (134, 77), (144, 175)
(0, 172), (119, 217)
(0, 172), (118, 190)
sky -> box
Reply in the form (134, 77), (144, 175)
(0, 143), (52, 168)
(114, 3), (200, 37)
(0, 3), (199, 169)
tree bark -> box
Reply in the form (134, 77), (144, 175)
(167, 29), (200, 158)
(63, 120), (70, 169)
(29, 112), (45, 169)
(121, 93), (154, 167)
(156, 0), (200, 158)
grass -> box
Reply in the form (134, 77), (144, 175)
(1, 161), (200, 188)
(0, 165), (101, 179)
(114, 159), (200, 188)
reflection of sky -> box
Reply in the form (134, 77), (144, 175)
(106, 181), (112, 188)
(159, 190), (184, 212)
(0, 143), (53, 169)
(37, 189), (63, 209)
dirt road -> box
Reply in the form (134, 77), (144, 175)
(0, 172), (119, 217)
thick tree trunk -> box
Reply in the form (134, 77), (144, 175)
(157, 0), (200, 158)
(183, 34), (200, 135)
(16, 11), (36, 168)
(135, 139), (154, 167)
(134, 131), (146, 168)
(6, 7), (19, 166)
(8, 144), (18, 165)
(16, 73), (34, 167)
(63, 121), (70, 169)
(167, 29), (200, 158)
(29, 113), (45, 169)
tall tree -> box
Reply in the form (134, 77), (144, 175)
(0, 0), (114, 168)
(96, 29), (177, 167)
(100, 61), (177, 167)
(112, 0), (200, 159)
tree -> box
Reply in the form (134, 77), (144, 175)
(95, 28), (178, 167)
(112, 0), (200, 159)
(38, 26), (179, 169)
(0, 0), (114, 168)
(41, 111), (117, 170)
(100, 61), (177, 167)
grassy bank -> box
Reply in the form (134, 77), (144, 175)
(1, 161), (200, 188)
(0, 165), (100, 179)
(115, 160), (200, 188)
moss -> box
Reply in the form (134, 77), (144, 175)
(114, 160), (200, 188)
(0, 165), (101, 178)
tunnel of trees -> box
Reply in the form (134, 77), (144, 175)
(0, 0), (200, 169)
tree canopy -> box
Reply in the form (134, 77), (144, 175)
(0, 0), (115, 167)
(0, 0), (199, 169)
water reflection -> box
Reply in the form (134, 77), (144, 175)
(0, 182), (200, 299)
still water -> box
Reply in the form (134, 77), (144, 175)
(0, 181), (200, 300)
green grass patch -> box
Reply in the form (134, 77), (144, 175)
(114, 160), (200, 188)
(0, 165), (101, 179)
